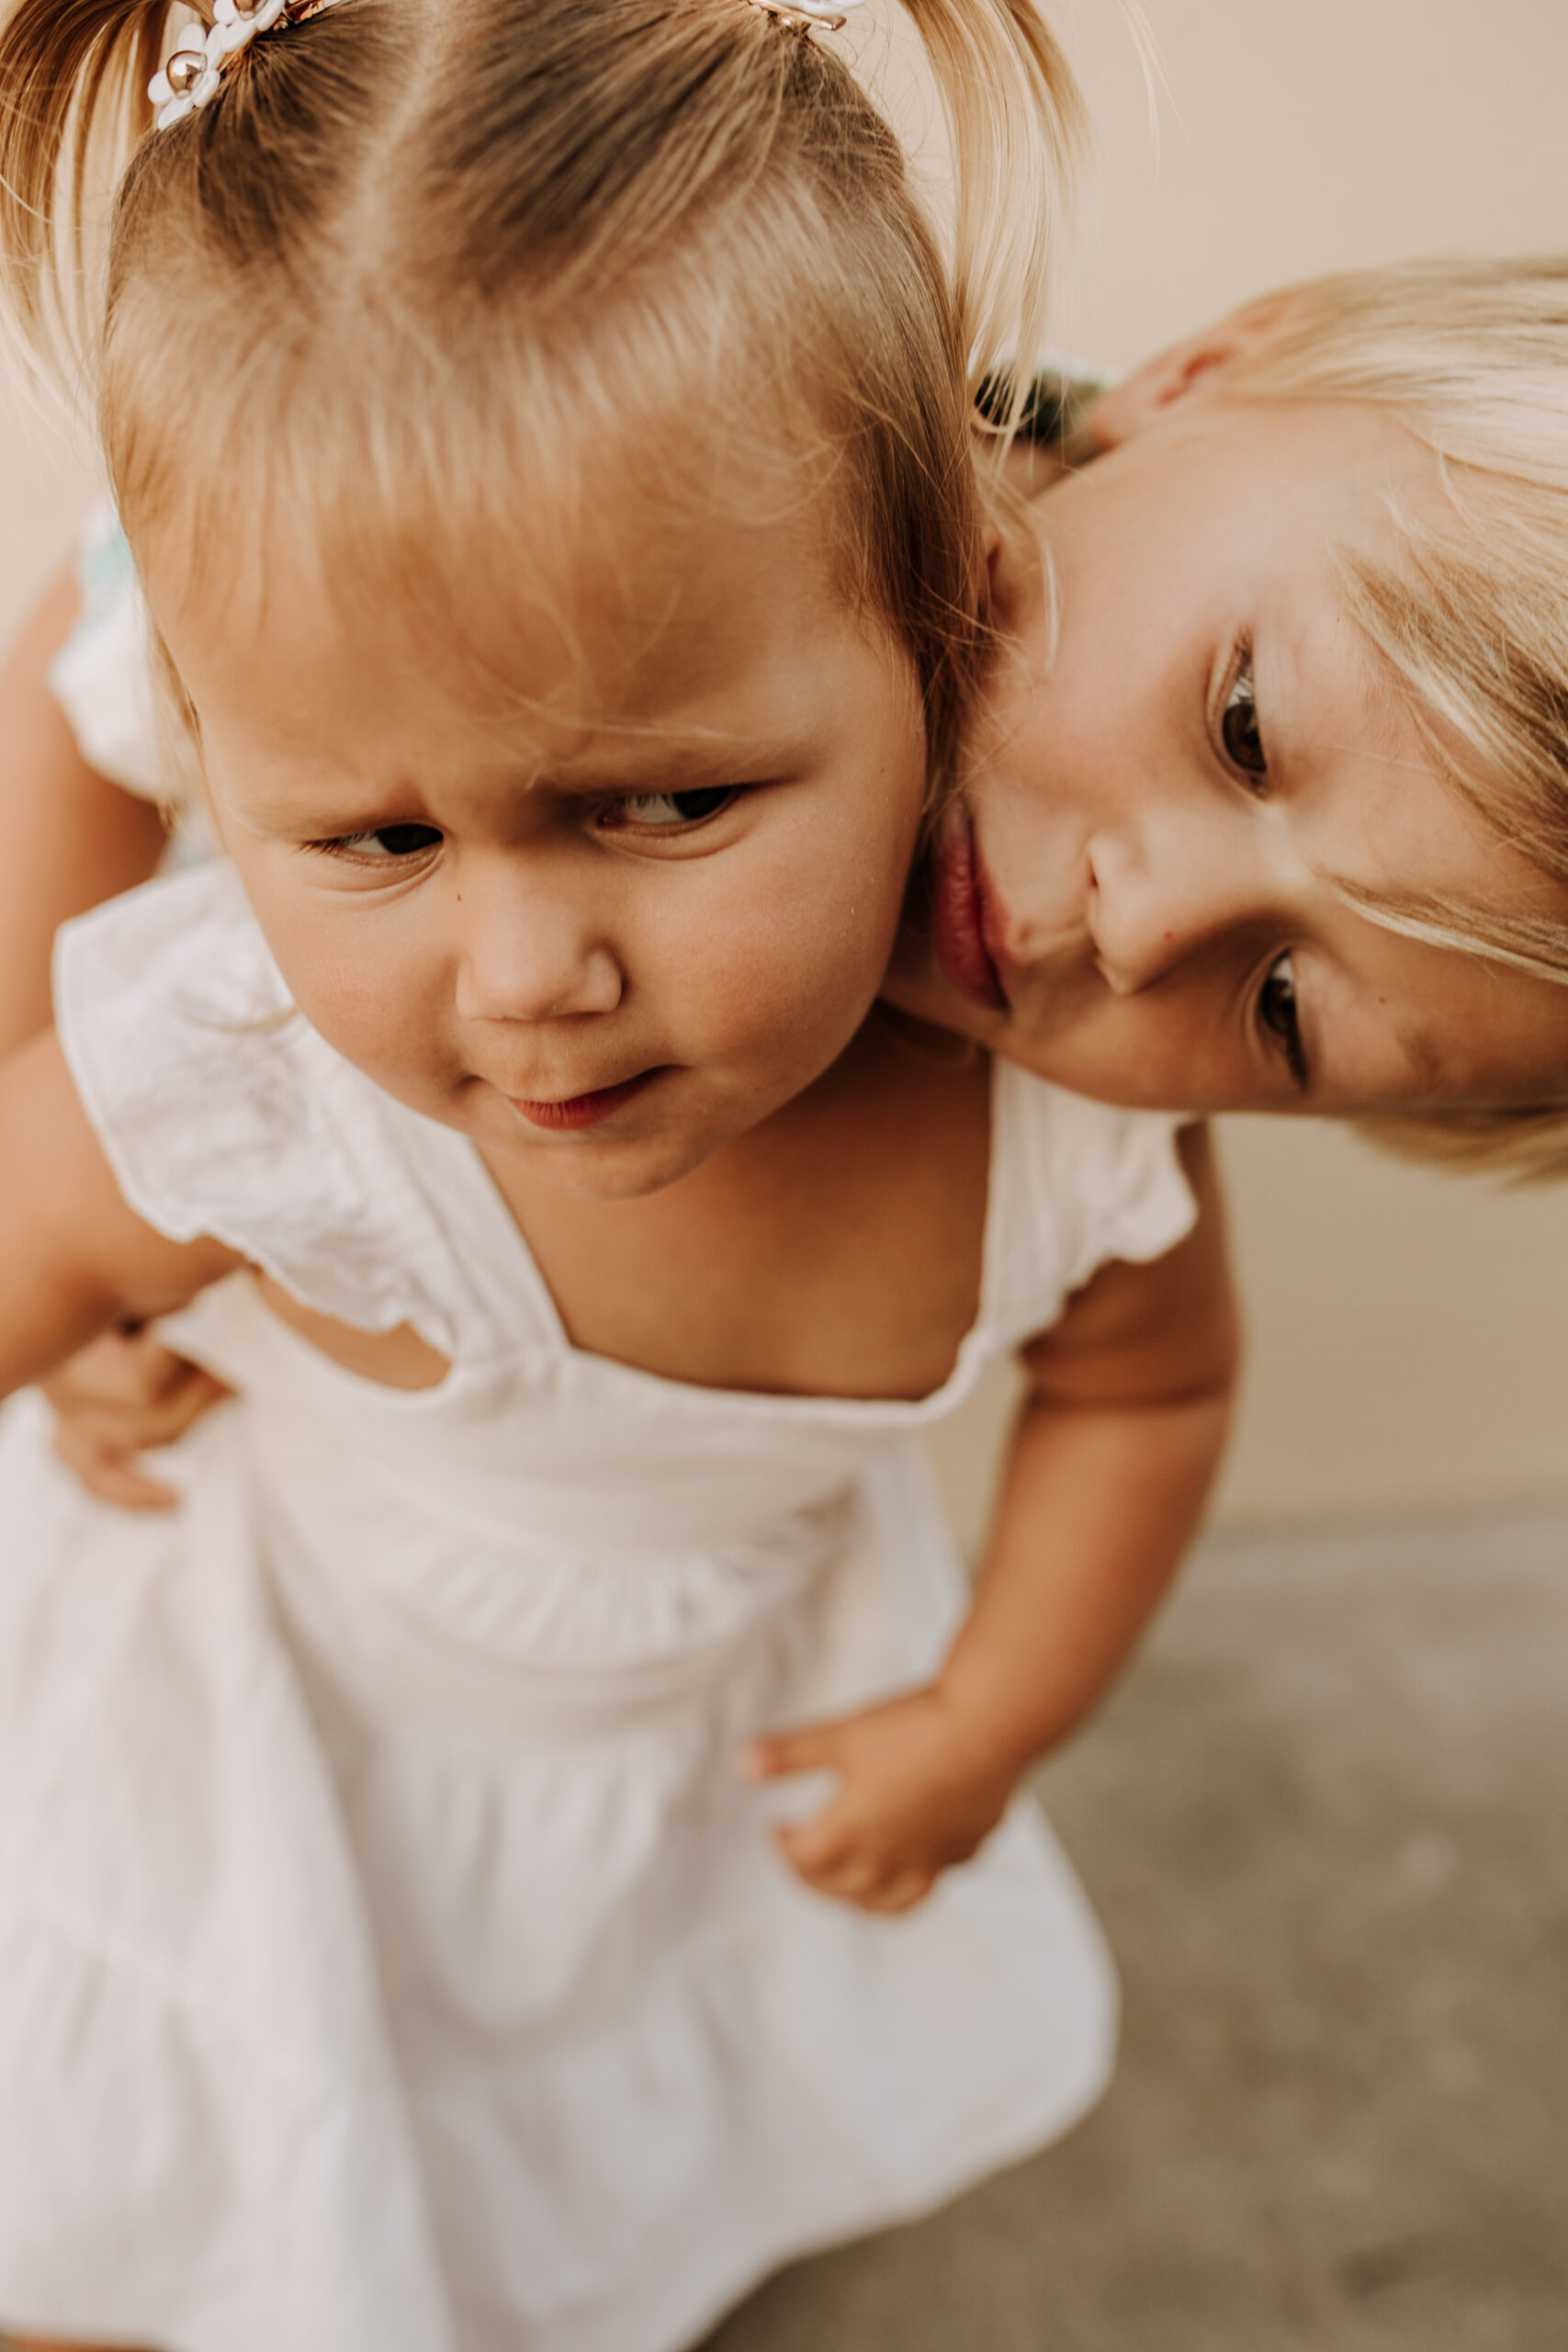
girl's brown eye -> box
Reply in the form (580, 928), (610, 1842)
(368, 823), (443, 856)
(610, 786), (737, 828)
(325, 822), (443, 860)
(1258, 950), (1308, 1086)
(1222, 652), (1268, 784)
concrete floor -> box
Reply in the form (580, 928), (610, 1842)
(702, 1508), (1568, 2352)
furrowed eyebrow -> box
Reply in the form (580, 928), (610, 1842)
(225, 794), (429, 840)
(545, 736), (813, 795)
(231, 735), (812, 831)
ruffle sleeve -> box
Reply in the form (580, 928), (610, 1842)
(51, 865), (481, 1358)
(997, 1067), (1199, 1340)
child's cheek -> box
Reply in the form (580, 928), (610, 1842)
(700, 885), (891, 1080)
(729, 778), (919, 1030)
(238, 868), (451, 1089)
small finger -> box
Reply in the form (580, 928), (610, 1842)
(88, 1460), (184, 1512)
(116, 1360), (229, 1421)
(49, 1333), (175, 1408)
(52, 1430), (181, 1512)
(114, 1338), (194, 1405)
(123, 1371), (230, 1444)
(773, 1800), (858, 1870)
(740, 1736), (818, 1782)
(741, 1713), (855, 1781)
(857, 1870), (935, 1917)
(780, 1833), (886, 1900)
(60, 1374), (228, 1453)
(813, 1861), (932, 1917)
(91, 1336), (223, 1411)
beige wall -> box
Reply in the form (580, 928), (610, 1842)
(5, 4), (1568, 1532)
(0, 380), (95, 640)
(1052, 0), (1568, 367)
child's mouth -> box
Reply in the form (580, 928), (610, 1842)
(508, 1070), (665, 1131)
(931, 805), (1009, 1011)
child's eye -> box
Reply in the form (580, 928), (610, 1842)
(321, 823), (444, 861)
(1258, 950), (1308, 1087)
(601, 787), (738, 831)
(1222, 648), (1269, 786)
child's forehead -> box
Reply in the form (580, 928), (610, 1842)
(1129, 393), (1439, 531)
(121, 318), (893, 768)
(1056, 395), (1446, 699)
(141, 489), (902, 822)
(146, 463), (863, 723)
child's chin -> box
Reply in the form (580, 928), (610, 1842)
(491, 1119), (729, 1203)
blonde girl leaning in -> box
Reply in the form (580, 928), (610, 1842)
(0, 4), (1235, 2348)
(892, 262), (1568, 1162)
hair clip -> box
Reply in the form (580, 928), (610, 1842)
(748, 0), (866, 32)
(148, 0), (334, 130)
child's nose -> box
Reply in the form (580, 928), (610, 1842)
(1087, 821), (1267, 994)
(455, 876), (624, 1023)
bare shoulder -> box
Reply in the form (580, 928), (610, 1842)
(0, 558), (168, 1057)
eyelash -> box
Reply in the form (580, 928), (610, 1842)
(1220, 638), (1269, 790)
(306, 787), (742, 865)
(594, 786), (739, 831)
(1258, 950), (1309, 1090)
(307, 823), (443, 865)
(1211, 646), (1303, 1083)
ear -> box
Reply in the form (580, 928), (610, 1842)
(1089, 296), (1295, 451)
(979, 515), (1030, 634)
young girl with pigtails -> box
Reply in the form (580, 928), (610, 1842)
(0, 2), (1236, 2346)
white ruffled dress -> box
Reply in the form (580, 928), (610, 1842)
(0, 526), (1196, 2352)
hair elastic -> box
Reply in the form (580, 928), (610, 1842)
(148, 0), (339, 130)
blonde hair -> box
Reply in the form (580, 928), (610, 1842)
(0, 0), (1082, 803)
(1211, 259), (1568, 1178)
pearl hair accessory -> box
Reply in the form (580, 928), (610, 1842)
(146, 0), (860, 136)
(148, 0), (331, 130)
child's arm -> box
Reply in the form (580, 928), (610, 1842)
(0, 1028), (241, 1399)
(745, 1124), (1237, 1914)
(0, 561), (167, 1060)
(0, 563), (223, 1503)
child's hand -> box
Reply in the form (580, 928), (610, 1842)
(40, 1327), (230, 1511)
(741, 1687), (1020, 1916)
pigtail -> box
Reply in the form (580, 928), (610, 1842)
(892, 0), (1084, 427)
(0, 0), (172, 379)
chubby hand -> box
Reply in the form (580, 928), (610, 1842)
(40, 1325), (230, 1511)
(741, 1685), (1021, 1916)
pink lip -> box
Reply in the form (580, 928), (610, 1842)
(508, 1069), (663, 1131)
(931, 805), (1009, 1011)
